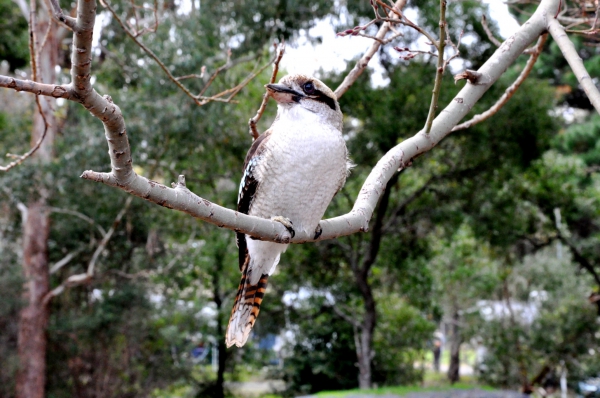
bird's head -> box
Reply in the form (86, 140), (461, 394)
(265, 74), (342, 127)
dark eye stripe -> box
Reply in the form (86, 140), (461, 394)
(312, 89), (337, 111)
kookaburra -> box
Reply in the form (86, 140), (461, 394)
(225, 74), (351, 348)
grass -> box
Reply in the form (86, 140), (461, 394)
(315, 383), (494, 398)
(314, 367), (495, 398)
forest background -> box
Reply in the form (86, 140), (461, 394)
(1, 0), (600, 397)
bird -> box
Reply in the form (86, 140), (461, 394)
(225, 74), (351, 348)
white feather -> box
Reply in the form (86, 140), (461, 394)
(245, 239), (288, 284)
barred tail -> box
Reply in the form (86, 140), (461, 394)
(225, 254), (269, 348)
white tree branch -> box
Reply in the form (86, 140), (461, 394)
(547, 17), (600, 114)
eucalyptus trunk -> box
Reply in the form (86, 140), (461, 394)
(447, 309), (461, 384)
(15, 12), (57, 398)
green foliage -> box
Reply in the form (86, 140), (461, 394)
(477, 250), (598, 387)
(279, 302), (359, 396)
(0, 0), (29, 70)
(372, 296), (435, 385)
(554, 114), (600, 166)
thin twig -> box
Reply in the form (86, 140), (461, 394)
(43, 196), (133, 304)
(443, 30), (463, 70)
(49, 207), (108, 237)
(334, 0), (407, 98)
(202, 55), (274, 104)
(248, 42), (285, 140)
(101, 0), (238, 105)
(452, 34), (547, 132)
(1, 4), (50, 172)
(482, 15), (503, 47)
(36, 19), (53, 62)
(482, 14), (539, 55)
(423, 0), (447, 135)
(331, 304), (361, 329)
(197, 49), (232, 97)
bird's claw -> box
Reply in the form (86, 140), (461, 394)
(272, 216), (295, 238)
(314, 224), (322, 240)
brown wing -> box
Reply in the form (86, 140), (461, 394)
(236, 130), (272, 270)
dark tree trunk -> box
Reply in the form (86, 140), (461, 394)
(15, 12), (57, 398)
(213, 264), (226, 398)
(354, 270), (376, 390)
(447, 310), (461, 384)
(352, 172), (400, 389)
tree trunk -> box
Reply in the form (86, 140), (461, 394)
(354, 276), (376, 390)
(213, 264), (226, 398)
(16, 199), (50, 398)
(15, 12), (57, 398)
(352, 172), (400, 389)
(356, 327), (374, 389)
(447, 309), (461, 384)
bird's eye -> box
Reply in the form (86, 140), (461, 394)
(303, 81), (315, 94)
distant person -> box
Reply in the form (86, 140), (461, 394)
(433, 339), (442, 372)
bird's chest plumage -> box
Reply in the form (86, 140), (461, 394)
(250, 116), (347, 235)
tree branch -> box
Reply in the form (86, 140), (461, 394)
(558, 234), (600, 287)
(248, 42), (285, 140)
(43, 197), (132, 304)
(331, 304), (362, 329)
(334, 0), (407, 99)
(49, 207), (107, 237)
(423, 0), (447, 135)
(548, 17), (600, 114)
(47, 0), (77, 31)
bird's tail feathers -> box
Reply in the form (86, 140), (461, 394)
(225, 254), (269, 348)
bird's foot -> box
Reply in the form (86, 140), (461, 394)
(314, 224), (322, 240)
(271, 216), (295, 238)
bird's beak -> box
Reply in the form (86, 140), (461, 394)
(265, 83), (303, 104)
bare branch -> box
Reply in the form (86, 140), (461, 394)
(482, 15), (503, 47)
(0, 5), (51, 172)
(452, 34), (548, 132)
(548, 17), (600, 114)
(47, 0), (77, 30)
(0, 98), (48, 171)
(334, 0), (407, 99)
(423, 0), (448, 135)
(443, 29), (463, 70)
(49, 207), (108, 237)
(0, 76), (73, 99)
(49, 250), (81, 274)
(197, 49), (232, 98)
(332, 304), (362, 329)
(248, 42), (285, 140)
(43, 197), (133, 304)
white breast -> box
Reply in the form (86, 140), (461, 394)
(250, 106), (348, 236)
